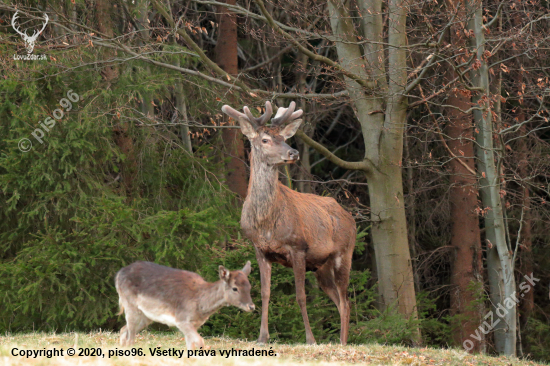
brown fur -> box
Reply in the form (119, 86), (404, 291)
(230, 107), (356, 345)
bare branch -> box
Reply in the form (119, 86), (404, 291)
(407, 76), (458, 109)
(485, 0), (507, 29)
(252, 0), (374, 90)
(96, 40), (348, 100)
(150, 0), (252, 93)
(418, 85), (477, 176)
(242, 44), (294, 72)
(295, 130), (372, 172)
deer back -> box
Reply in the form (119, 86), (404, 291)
(242, 182), (355, 263)
(115, 261), (254, 327)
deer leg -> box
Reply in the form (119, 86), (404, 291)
(121, 307), (150, 346)
(134, 315), (152, 334)
(176, 322), (204, 350)
(316, 260), (353, 345)
(334, 251), (353, 345)
(315, 262), (341, 313)
(255, 248), (272, 343)
(119, 325), (128, 346)
(291, 251), (316, 345)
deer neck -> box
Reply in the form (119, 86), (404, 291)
(197, 281), (227, 316)
(246, 149), (282, 222)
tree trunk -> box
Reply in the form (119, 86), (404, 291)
(96, 0), (136, 196)
(445, 82), (484, 353)
(174, 55), (192, 154)
(511, 10), (534, 353)
(404, 129), (420, 294)
(468, 0), (516, 355)
(378, 0), (418, 330)
(215, 0), (248, 199)
(136, 0), (154, 118)
(369, 164), (417, 320)
(518, 175), (533, 356)
(175, 80), (192, 154)
(296, 53), (312, 194)
(517, 109), (533, 355)
(96, 0), (118, 82)
(441, 3), (484, 349)
(327, 0), (419, 340)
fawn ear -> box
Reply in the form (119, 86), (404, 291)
(238, 117), (258, 139)
(219, 265), (231, 281)
(242, 261), (252, 276)
(280, 119), (302, 140)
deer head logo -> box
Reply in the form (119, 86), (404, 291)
(11, 11), (48, 54)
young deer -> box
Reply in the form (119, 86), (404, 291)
(221, 101), (356, 345)
(115, 261), (254, 349)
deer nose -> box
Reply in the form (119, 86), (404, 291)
(288, 149), (299, 160)
(248, 303), (255, 311)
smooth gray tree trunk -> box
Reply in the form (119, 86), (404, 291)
(468, 1), (516, 355)
(327, 0), (419, 341)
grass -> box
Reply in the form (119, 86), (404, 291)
(0, 331), (547, 366)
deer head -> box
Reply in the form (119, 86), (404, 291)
(219, 261), (255, 312)
(221, 101), (303, 166)
(12, 11), (49, 54)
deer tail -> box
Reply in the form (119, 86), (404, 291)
(115, 271), (124, 316)
(117, 298), (124, 316)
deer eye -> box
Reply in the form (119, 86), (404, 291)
(262, 139), (269, 144)
(232, 287), (238, 292)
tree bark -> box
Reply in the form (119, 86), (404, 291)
(175, 78), (193, 154)
(468, 0), (516, 355)
(517, 106), (534, 355)
(327, 0), (419, 341)
(136, 0), (154, 118)
(404, 129), (420, 295)
(368, 164), (417, 322)
(445, 78), (484, 353)
(518, 163), (533, 356)
(443, 3), (484, 351)
(96, 0), (136, 197)
(96, 0), (119, 82)
(215, 0), (248, 199)
(295, 53), (313, 194)
(174, 52), (193, 154)
(375, 0), (419, 336)
(511, 12), (534, 354)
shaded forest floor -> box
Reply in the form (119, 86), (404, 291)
(0, 332), (547, 366)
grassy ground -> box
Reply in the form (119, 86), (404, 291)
(0, 331), (547, 366)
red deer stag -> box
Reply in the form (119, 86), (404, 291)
(221, 101), (356, 345)
(115, 261), (254, 349)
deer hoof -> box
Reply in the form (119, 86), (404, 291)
(257, 336), (269, 344)
(306, 338), (316, 345)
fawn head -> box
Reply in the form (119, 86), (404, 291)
(219, 261), (255, 312)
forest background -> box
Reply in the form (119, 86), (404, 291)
(0, 0), (549, 362)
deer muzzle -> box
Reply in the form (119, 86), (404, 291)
(284, 148), (299, 162)
(240, 302), (255, 312)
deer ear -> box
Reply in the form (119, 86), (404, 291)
(219, 265), (230, 282)
(242, 261), (252, 276)
(280, 119), (302, 140)
(238, 117), (258, 139)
